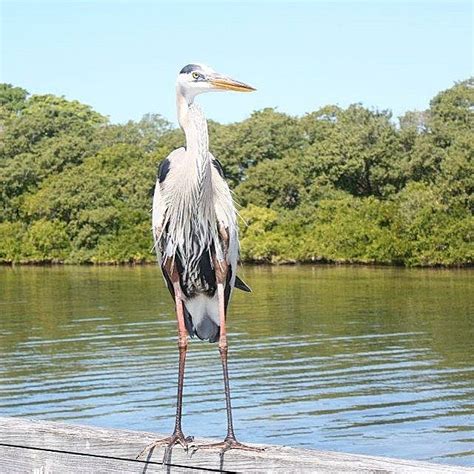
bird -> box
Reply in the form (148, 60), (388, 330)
(137, 64), (261, 460)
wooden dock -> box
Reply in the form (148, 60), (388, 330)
(0, 417), (471, 473)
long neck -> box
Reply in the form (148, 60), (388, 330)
(176, 89), (211, 203)
(177, 89), (209, 150)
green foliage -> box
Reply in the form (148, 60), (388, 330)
(0, 80), (472, 266)
(239, 198), (399, 264)
(92, 222), (155, 264)
(100, 113), (173, 152)
(27, 219), (71, 262)
(428, 78), (474, 147)
(0, 84), (28, 116)
(0, 92), (106, 221)
(235, 154), (307, 209)
(302, 105), (407, 197)
(391, 183), (473, 266)
(239, 205), (284, 262)
(0, 222), (28, 262)
(210, 108), (307, 186)
(405, 78), (474, 202)
(302, 197), (398, 264)
(22, 143), (161, 262)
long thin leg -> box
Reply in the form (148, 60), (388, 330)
(195, 282), (263, 454)
(136, 280), (193, 460)
(217, 283), (236, 442)
(170, 279), (189, 439)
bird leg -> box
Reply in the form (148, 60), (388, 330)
(136, 265), (193, 461)
(194, 261), (263, 455)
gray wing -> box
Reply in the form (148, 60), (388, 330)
(152, 147), (186, 263)
(210, 152), (251, 297)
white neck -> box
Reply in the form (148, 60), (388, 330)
(176, 87), (211, 202)
(176, 87), (209, 154)
(176, 87), (190, 132)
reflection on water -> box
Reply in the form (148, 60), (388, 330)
(0, 265), (473, 466)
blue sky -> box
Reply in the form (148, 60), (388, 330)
(1, 1), (472, 125)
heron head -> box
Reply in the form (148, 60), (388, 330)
(177, 63), (256, 104)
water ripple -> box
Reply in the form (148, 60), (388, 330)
(0, 265), (473, 467)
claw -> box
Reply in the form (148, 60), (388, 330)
(136, 432), (194, 461)
(193, 436), (264, 455)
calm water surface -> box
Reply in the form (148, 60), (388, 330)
(0, 265), (473, 466)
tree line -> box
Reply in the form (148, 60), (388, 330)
(0, 79), (472, 266)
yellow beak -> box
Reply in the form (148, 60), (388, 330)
(210, 74), (256, 92)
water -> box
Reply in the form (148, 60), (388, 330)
(0, 265), (473, 467)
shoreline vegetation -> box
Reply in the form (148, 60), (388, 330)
(1, 261), (473, 270)
(1, 80), (472, 267)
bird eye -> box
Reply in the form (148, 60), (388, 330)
(192, 72), (200, 79)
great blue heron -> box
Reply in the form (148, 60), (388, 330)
(137, 64), (260, 459)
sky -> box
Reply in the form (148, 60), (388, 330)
(1, 1), (472, 126)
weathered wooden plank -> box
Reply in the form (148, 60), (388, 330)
(0, 417), (471, 473)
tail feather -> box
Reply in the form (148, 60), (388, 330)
(183, 303), (220, 343)
(195, 316), (220, 343)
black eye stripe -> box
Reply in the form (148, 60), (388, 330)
(180, 64), (201, 74)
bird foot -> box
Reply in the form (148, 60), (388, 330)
(193, 435), (264, 456)
(136, 430), (194, 461)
